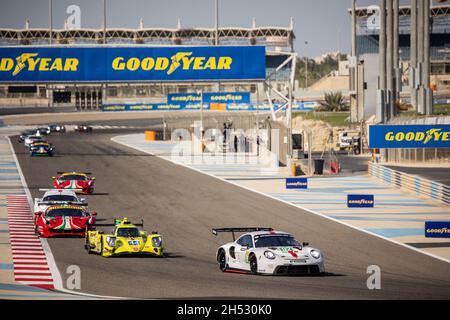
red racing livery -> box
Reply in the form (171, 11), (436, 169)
(52, 171), (96, 194)
(34, 204), (97, 237)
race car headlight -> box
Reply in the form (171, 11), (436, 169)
(264, 250), (276, 260)
(152, 236), (162, 247)
(310, 249), (321, 259)
(106, 236), (117, 247)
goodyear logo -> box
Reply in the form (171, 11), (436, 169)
(348, 199), (374, 205)
(425, 221), (450, 238)
(385, 128), (450, 145)
(111, 52), (232, 75)
(0, 53), (78, 76)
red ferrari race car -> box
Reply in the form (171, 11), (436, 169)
(52, 171), (96, 194)
(34, 204), (97, 237)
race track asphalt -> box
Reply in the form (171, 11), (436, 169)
(11, 131), (450, 299)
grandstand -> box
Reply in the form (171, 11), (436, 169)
(0, 23), (295, 108)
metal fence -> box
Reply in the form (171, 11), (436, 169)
(162, 111), (270, 140)
(368, 161), (450, 206)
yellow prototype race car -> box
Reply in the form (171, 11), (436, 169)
(84, 217), (164, 257)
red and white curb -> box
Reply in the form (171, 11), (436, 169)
(7, 194), (55, 289)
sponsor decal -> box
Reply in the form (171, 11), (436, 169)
(425, 221), (450, 238)
(286, 178), (308, 189)
(369, 124), (450, 149)
(347, 194), (374, 208)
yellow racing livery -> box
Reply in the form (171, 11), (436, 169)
(85, 217), (163, 257)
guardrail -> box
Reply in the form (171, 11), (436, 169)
(368, 161), (450, 206)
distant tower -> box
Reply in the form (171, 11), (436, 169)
(177, 17), (181, 29)
(139, 18), (144, 29)
(24, 18), (30, 30)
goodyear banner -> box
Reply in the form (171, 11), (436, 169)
(347, 194), (374, 208)
(101, 101), (318, 112)
(167, 92), (250, 106)
(0, 46), (266, 82)
(285, 178), (308, 189)
(425, 221), (450, 238)
(369, 124), (450, 149)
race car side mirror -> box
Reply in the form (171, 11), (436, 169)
(34, 212), (42, 216)
(302, 242), (309, 247)
(51, 176), (56, 179)
(91, 177), (96, 180)
(91, 212), (97, 216)
(140, 231), (147, 236)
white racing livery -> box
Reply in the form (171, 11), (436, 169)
(213, 227), (325, 275)
(34, 189), (87, 214)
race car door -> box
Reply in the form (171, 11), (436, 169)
(235, 235), (254, 270)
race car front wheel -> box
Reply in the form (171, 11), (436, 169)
(218, 249), (227, 272)
(250, 254), (258, 275)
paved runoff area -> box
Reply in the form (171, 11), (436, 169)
(114, 133), (450, 263)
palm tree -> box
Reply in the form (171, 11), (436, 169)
(319, 91), (347, 112)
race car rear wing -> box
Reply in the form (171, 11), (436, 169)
(212, 227), (273, 241)
(93, 219), (144, 228)
(56, 171), (92, 175)
(37, 201), (88, 207)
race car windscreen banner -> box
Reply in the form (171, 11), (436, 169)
(0, 46), (266, 82)
(369, 124), (450, 149)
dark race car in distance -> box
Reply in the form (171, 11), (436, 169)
(74, 124), (93, 133)
(18, 129), (35, 143)
(48, 123), (66, 133)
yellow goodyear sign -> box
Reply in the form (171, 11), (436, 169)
(369, 125), (450, 149)
(0, 46), (266, 82)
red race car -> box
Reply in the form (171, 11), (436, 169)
(52, 171), (96, 194)
(34, 204), (97, 237)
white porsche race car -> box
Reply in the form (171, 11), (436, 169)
(213, 227), (325, 275)
(34, 189), (87, 214)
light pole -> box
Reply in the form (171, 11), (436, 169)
(215, 0), (219, 45)
(304, 41), (309, 90)
(49, 0), (53, 45)
(48, 0), (53, 109)
(102, 0), (107, 109)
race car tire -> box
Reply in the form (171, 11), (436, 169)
(218, 249), (227, 272)
(99, 236), (104, 256)
(85, 234), (92, 254)
(249, 254), (259, 275)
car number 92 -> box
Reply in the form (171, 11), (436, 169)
(128, 240), (139, 245)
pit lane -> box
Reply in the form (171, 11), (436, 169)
(11, 129), (450, 299)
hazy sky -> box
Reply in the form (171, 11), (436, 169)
(0, 0), (419, 57)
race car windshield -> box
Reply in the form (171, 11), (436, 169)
(116, 228), (141, 237)
(46, 208), (85, 218)
(254, 235), (301, 248)
(59, 175), (87, 181)
(43, 195), (78, 202)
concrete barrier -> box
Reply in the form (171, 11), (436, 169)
(368, 161), (450, 206)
